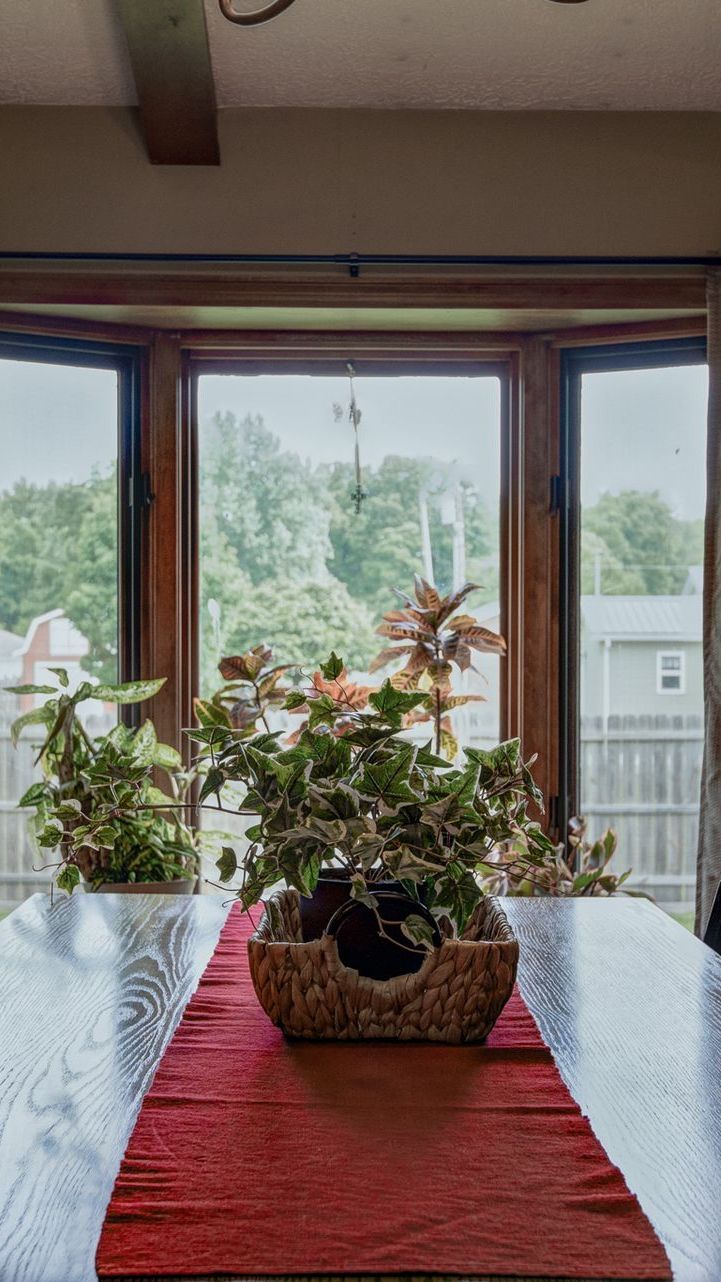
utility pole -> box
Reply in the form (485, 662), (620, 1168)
(452, 484), (466, 590)
(418, 489), (435, 584)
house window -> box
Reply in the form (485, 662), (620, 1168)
(561, 337), (707, 921)
(657, 651), (685, 694)
(191, 359), (508, 866)
(0, 332), (142, 909)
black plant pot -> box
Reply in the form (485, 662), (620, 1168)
(327, 891), (441, 981)
(299, 870), (404, 942)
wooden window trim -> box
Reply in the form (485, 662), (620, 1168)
(185, 339), (522, 760)
(0, 297), (708, 832)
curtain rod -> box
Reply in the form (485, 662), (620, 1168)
(0, 252), (716, 267)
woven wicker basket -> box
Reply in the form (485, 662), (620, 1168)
(247, 888), (519, 1043)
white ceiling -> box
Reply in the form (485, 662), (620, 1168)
(0, 0), (720, 111)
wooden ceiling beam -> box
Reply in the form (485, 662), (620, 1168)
(117, 0), (219, 165)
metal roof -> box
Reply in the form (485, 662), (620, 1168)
(581, 595), (702, 641)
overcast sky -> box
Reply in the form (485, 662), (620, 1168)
(0, 359), (709, 522)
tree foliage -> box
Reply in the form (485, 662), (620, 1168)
(0, 409), (704, 702)
(582, 490), (703, 595)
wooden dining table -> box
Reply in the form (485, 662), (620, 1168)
(0, 891), (719, 1282)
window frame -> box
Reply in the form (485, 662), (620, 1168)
(558, 334), (707, 843)
(0, 329), (145, 701)
(657, 649), (686, 695)
(185, 340), (521, 748)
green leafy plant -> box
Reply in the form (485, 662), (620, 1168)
(285, 652), (376, 742)
(194, 653), (557, 944)
(10, 671), (198, 893)
(194, 644), (294, 737)
(480, 815), (634, 898)
(370, 575), (506, 758)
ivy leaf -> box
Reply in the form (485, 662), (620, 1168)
(93, 826), (118, 849)
(55, 798), (83, 819)
(56, 864), (81, 895)
(194, 697), (233, 729)
(352, 831), (387, 871)
(368, 681), (426, 726)
(400, 913), (437, 949)
(307, 694), (338, 730)
(199, 767), (225, 804)
(349, 873), (378, 909)
(320, 652), (344, 681)
(37, 818), (64, 848)
(359, 742), (419, 807)
(284, 689), (307, 712)
(216, 846), (238, 882)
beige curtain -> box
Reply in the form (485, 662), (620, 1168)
(696, 269), (721, 935)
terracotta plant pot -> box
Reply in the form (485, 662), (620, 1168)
(83, 878), (197, 895)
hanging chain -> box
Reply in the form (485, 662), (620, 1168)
(346, 362), (367, 515)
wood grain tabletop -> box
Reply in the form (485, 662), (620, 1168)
(0, 893), (718, 1282)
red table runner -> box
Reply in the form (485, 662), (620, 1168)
(97, 905), (671, 1281)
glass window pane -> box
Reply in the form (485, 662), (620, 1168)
(0, 356), (119, 912)
(578, 360), (708, 926)
(197, 370), (502, 873)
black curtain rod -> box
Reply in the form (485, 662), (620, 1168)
(0, 252), (718, 267)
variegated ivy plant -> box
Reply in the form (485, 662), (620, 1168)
(197, 652), (557, 941)
(10, 670), (198, 893)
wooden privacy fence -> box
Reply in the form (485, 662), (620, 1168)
(0, 692), (51, 908)
(580, 714), (703, 914)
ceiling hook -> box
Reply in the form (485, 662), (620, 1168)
(218, 0), (298, 26)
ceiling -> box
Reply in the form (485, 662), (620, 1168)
(0, 0), (720, 112)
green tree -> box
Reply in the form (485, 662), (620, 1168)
(64, 472), (118, 680)
(582, 490), (700, 596)
(201, 411), (331, 584)
(220, 577), (376, 672)
(325, 456), (497, 617)
(0, 471), (118, 681)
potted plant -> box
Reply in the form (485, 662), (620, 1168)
(190, 652), (558, 1041)
(10, 669), (199, 894)
(481, 815), (634, 898)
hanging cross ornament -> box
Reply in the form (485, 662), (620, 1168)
(333, 362), (367, 515)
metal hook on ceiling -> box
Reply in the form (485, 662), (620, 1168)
(218, 0), (298, 26)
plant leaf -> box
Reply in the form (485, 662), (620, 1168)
(400, 913), (436, 949)
(6, 683), (57, 696)
(10, 704), (55, 748)
(93, 678), (166, 704)
(56, 864), (81, 895)
(47, 667), (70, 688)
(320, 652), (344, 681)
(216, 845), (238, 882)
